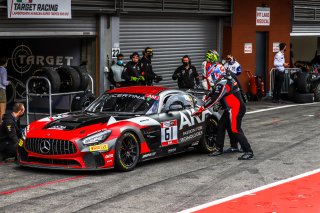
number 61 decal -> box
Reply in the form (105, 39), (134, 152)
(161, 120), (178, 147)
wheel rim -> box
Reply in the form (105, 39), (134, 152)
(205, 120), (217, 149)
(119, 135), (139, 168)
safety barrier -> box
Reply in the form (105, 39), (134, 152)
(269, 68), (301, 96)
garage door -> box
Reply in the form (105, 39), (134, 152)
(0, 12), (96, 37)
(120, 16), (218, 88)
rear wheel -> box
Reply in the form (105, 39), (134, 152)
(114, 132), (140, 172)
(198, 117), (218, 153)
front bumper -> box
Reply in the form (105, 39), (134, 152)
(18, 146), (115, 170)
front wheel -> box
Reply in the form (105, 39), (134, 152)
(198, 117), (218, 153)
(114, 132), (140, 172)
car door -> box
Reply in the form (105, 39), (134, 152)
(158, 93), (204, 152)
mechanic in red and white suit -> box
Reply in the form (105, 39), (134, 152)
(195, 54), (254, 160)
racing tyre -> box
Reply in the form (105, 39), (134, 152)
(297, 72), (311, 93)
(72, 66), (90, 91)
(71, 91), (95, 111)
(115, 132), (140, 172)
(293, 92), (314, 104)
(29, 67), (61, 94)
(57, 66), (81, 92)
(288, 83), (296, 101)
(314, 83), (320, 102)
(198, 117), (218, 153)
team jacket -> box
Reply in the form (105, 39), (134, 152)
(172, 65), (199, 89)
(224, 60), (242, 76)
(203, 75), (244, 111)
(139, 57), (157, 86)
(121, 61), (142, 86)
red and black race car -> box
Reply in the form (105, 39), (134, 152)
(18, 86), (220, 171)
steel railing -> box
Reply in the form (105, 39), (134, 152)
(269, 68), (302, 96)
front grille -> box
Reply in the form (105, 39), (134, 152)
(26, 138), (77, 155)
(28, 157), (81, 167)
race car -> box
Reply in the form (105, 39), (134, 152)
(18, 86), (220, 171)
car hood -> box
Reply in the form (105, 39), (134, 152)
(43, 112), (133, 130)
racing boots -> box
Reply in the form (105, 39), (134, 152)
(208, 148), (223, 156)
(224, 147), (240, 153)
(238, 152), (255, 160)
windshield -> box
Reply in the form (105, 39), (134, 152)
(86, 93), (159, 114)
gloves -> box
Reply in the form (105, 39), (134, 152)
(130, 76), (139, 82)
(192, 106), (205, 117)
(139, 76), (145, 81)
(176, 73), (181, 78)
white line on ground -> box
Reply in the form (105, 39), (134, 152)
(246, 102), (319, 114)
(178, 168), (320, 213)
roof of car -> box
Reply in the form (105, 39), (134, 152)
(107, 86), (169, 95)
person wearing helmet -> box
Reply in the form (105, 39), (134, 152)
(139, 47), (160, 86)
(224, 55), (242, 76)
(201, 50), (225, 90)
(172, 55), (200, 89)
(194, 52), (254, 160)
(121, 52), (144, 86)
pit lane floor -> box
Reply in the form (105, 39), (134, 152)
(0, 100), (319, 213)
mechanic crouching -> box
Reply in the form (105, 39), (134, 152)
(0, 103), (25, 161)
(193, 66), (254, 160)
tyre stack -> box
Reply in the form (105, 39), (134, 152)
(288, 71), (314, 103)
(29, 65), (95, 112)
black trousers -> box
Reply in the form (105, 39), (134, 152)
(0, 141), (17, 160)
(273, 70), (285, 101)
(215, 111), (238, 150)
(216, 106), (253, 153)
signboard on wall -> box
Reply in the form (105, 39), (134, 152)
(0, 38), (81, 101)
(256, 7), (270, 26)
(244, 43), (252, 54)
(7, 0), (71, 19)
(273, 42), (280, 52)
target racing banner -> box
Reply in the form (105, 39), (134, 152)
(7, 0), (71, 19)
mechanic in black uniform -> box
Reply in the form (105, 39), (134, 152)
(193, 67), (254, 160)
(172, 55), (200, 89)
(139, 47), (161, 86)
(121, 52), (144, 86)
(0, 102), (25, 161)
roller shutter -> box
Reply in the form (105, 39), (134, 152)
(292, 0), (320, 36)
(120, 16), (218, 88)
(0, 12), (96, 37)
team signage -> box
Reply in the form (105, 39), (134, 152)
(7, 0), (71, 19)
(256, 7), (270, 26)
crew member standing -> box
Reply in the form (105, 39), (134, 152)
(121, 52), (144, 86)
(108, 53), (125, 88)
(224, 55), (242, 76)
(273, 42), (289, 103)
(140, 47), (159, 86)
(172, 55), (200, 89)
(193, 57), (254, 160)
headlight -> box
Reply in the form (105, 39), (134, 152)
(21, 126), (28, 140)
(81, 130), (112, 145)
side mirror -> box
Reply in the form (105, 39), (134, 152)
(166, 103), (184, 113)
